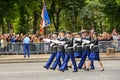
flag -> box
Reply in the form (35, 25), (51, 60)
(40, 3), (51, 34)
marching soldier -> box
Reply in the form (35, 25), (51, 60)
(73, 32), (83, 58)
(78, 31), (95, 70)
(43, 32), (58, 69)
(50, 31), (66, 70)
(87, 32), (104, 71)
(59, 32), (78, 72)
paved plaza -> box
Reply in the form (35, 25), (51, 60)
(0, 60), (120, 80)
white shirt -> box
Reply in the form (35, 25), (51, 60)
(23, 37), (30, 44)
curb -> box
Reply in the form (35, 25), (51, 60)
(0, 57), (120, 64)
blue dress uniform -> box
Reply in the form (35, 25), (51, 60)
(23, 35), (30, 58)
(88, 33), (104, 71)
(59, 33), (78, 72)
(90, 45), (100, 61)
(50, 37), (66, 70)
(43, 43), (58, 69)
(73, 37), (83, 58)
(78, 37), (95, 69)
(89, 37), (100, 61)
(43, 33), (58, 69)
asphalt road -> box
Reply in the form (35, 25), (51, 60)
(0, 60), (120, 80)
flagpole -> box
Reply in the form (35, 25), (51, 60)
(42, 0), (45, 4)
(42, 0), (48, 35)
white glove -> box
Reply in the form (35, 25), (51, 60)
(64, 44), (68, 49)
(73, 44), (77, 49)
(43, 39), (51, 43)
(50, 43), (54, 47)
(90, 44), (94, 49)
(82, 42), (86, 48)
(75, 38), (81, 41)
(59, 41), (66, 45)
(82, 39), (90, 44)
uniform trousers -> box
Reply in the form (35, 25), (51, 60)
(78, 51), (95, 69)
(60, 53), (78, 72)
(51, 51), (65, 69)
(44, 52), (57, 69)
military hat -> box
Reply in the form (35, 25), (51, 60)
(65, 31), (71, 34)
(93, 32), (98, 36)
(77, 32), (82, 35)
(60, 30), (66, 34)
(53, 32), (58, 35)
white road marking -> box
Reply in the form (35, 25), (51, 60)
(0, 70), (48, 75)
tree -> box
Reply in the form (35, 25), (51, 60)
(99, 0), (120, 32)
(79, 1), (105, 32)
(63, 0), (86, 32)
(0, 0), (17, 34)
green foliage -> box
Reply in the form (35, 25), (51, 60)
(79, 1), (105, 32)
(99, 0), (120, 32)
(0, 0), (120, 34)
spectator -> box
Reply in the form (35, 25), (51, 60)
(111, 29), (119, 51)
(23, 34), (30, 58)
(33, 36), (40, 54)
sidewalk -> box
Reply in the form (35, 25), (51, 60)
(0, 53), (120, 63)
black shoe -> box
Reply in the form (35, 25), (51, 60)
(90, 68), (95, 70)
(100, 68), (104, 71)
(68, 65), (72, 69)
(78, 67), (82, 70)
(65, 68), (68, 70)
(60, 70), (64, 72)
(58, 69), (62, 71)
(72, 70), (78, 72)
(43, 66), (48, 70)
(50, 67), (55, 70)
(84, 68), (89, 71)
(83, 67), (87, 70)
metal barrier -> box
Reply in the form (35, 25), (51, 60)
(0, 42), (50, 55)
(99, 41), (120, 53)
(0, 41), (120, 55)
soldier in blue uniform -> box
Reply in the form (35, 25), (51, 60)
(86, 32), (104, 71)
(43, 32), (58, 69)
(59, 32), (78, 72)
(78, 31), (95, 70)
(73, 32), (83, 58)
(50, 31), (66, 70)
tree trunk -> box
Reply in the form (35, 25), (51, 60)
(6, 19), (12, 33)
(55, 13), (59, 32)
(33, 10), (38, 34)
(1, 18), (5, 34)
(52, 13), (60, 32)
(100, 21), (102, 33)
(71, 0), (76, 32)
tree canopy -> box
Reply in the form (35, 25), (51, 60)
(0, 0), (119, 34)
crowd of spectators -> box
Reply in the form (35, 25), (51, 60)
(0, 29), (119, 54)
(0, 33), (44, 48)
(0, 29), (120, 48)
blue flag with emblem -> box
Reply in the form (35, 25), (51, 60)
(41, 4), (51, 27)
(40, 4), (51, 33)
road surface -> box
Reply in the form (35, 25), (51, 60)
(0, 60), (120, 80)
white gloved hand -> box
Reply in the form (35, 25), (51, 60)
(43, 39), (51, 43)
(82, 42), (86, 48)
(50, 43), (54, 47)
(90, 44), (94, 49)
(75, 38), (81, 41)
(82, 39), (90, 44)
(73, 44), (77, 48)
(64, 44), (68, 49)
